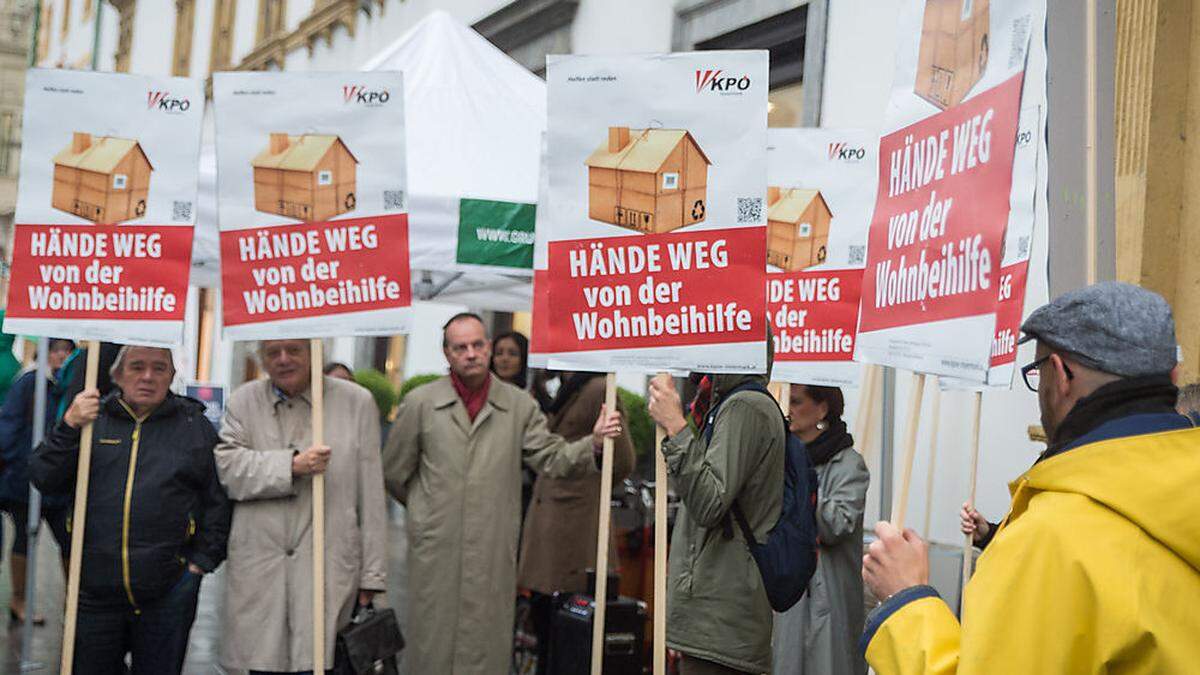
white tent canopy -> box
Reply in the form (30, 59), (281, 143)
(191, 10), (541, 311)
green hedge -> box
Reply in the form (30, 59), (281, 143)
(352, 368), (399, 421)
(618, 387), (654, 459)
(399, 373), (442, 401)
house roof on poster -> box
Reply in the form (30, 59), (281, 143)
(250, 134), (359, 171)
(585, 129), (713, 173)
(190, 9), (542, 311)
(768, 189), (827, 223)
(53, 136), (153, 174)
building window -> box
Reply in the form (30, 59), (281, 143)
(210, 0), (237, 72)
(257, 0), (286, 44)
(173, 0), (196, 76)
(473, 0), (580, 78)
(112, 0), (136, 73)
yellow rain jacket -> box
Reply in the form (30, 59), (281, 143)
(863, 415), (1200, 674)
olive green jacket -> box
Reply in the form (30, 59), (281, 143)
(663, 370), (786, 674)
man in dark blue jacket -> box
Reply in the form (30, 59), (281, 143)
(31, 345), (231, 674)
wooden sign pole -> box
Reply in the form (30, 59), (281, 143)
(921, 381), (943, 539)
(311, 339), (326, 674)
(775, 381), (792, 415)
(60, 341), (101, 675)
(653, 419), (668, 675)
(853, 365), (881, 461)
(590, 373), (618, 674)
(960, 391), (984, 608)
(890, 372), (927, 528)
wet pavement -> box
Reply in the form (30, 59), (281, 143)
(0, 504), (410, 674)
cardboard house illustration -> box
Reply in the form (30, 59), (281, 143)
(585, 127), (711, 234)
(52, 133), (152, 223)
(251, 133), (358, 222)
(766, 187), (832, 272)
(914, 0), (990, 109)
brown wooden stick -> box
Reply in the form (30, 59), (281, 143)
(653, 389), (668, 675)
(775, 380), (791, 415)
(891, 372), (927, 528)
(311, 339), (326, 673)
(60, 341), (101, 675)
(853, 365), (880, 461)
(590, 373), (617, 675)
(961, 391), (984, 610)
(922, 381), (943, 539)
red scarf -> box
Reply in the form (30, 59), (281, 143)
(450, 371), (491, 422)
(689, 375), (713, 430)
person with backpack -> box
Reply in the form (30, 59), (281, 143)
(773, 384), (869, 675)
(648, 346), (815, 675)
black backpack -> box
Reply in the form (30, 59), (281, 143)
(703, 381), (819, 612)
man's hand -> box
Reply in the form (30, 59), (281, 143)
(358, 590), (377, 607)
(187, 563), (205, 575)
(64, 388), (101, 429)
(292, 444), (331, 476)
(591, 406), (623, 452)
(648, 374), (687, 437)
(863, 521), (929, 601)
(960, 502), (990, 544)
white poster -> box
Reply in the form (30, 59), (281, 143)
(213, 71), (411, 341)
(545, 52), (769, 373)
(3, 69), (203, 346)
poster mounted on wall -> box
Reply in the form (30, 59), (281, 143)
(213, 71), (411, 341)
(854, 0), (1038, 382)
(544, 52), (769, 373)
(767, 128), (877, 388)
(3, 69), (203, 346)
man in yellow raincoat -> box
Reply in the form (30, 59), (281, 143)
(861, 282), (1200, 673)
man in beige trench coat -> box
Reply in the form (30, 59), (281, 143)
(216, 339), (388, 673)
(383, 313), (622, 674)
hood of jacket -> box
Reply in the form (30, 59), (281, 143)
(711, 329), (775, 400)
(1018, 423), (1200, 572)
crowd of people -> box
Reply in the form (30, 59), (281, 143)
(0, 281), (1193, 673)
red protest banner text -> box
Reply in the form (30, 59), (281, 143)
(990, 261), (1028, 368)
(221, 214), (410, 327)
(859, 74), (1024, 334)
(530, 269), (550, 355)
(5, 224), (192, 320)
(547, 227), (766, 353)
(769, 268), (862, 362)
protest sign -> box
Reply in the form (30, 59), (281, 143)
(186, 382), (226, 430)
(213, 72), (410, 341)
(3, 70), (202, 346)
(544, 52), (769, 373)
(854, 1), (1037, 381)
(767, 128), (876, 387)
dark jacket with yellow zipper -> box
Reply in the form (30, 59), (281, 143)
(30, 391), (231, 608)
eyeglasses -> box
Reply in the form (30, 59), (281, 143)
(1020, 354), (1074, 392)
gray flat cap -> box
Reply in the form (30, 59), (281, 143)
(1019, 281), (1177, 377)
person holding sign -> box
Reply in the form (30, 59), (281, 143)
(214, 339), (388, 674)
(861, 283), (1200, 673)
(29, 346), (231, 674)
(382, 313), (622, 675)
(647, 368), (786, 675)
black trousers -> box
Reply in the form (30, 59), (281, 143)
(74, 569), (203, 675)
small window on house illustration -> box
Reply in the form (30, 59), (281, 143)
(318, 170), (333, 186)
(798, 222), (812, 238)
(662, 173), (679, 190)
(112, 174), (128, 190)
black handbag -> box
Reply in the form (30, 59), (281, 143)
(332, 603), (405, 675)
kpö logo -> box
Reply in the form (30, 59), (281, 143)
(827, 142), (866, 162)
(147, 91), (190, 113)
(695, 69), (752, 94)
(343, 85), (391, 106)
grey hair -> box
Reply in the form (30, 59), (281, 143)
(109, 345), (176, 378)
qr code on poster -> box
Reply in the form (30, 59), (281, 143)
(383, 190), (406, 211)
(737, 197), (763, 224)
(848, 245), (866, 265)
(172, 201), (192, 222)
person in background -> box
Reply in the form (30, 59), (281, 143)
(1177, 381), (1200, 424)
(491, 331), (530, 389)
(215, 339), (387, 674)
(30, 346), (231, 674)
(382, 313), (621, 674)
(862, 282), (1200, 673)
(0, 338), (75, 624)
(773, 384), (868, 675)
(517, 371), (636, 673)
(323, 362), (355, 382)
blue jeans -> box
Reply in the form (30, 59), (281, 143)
(74, 569), (203, 675)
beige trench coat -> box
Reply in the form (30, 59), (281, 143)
(382, 375), (597, 675)
(215, 376), (388, 672)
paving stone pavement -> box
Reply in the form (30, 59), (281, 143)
(0, 504), (410, 674)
